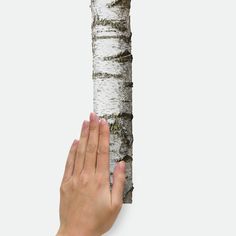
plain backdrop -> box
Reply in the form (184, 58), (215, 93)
(0, 0), (236, 235)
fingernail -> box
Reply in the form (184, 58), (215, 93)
(118, 161), (126, 171)
(101, 118), (107, 125)
(73, 139), (78, 144)
(90, 112), (97, 121)
(82, 120), (89, 130)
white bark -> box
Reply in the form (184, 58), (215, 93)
(91, 0), (133, 203)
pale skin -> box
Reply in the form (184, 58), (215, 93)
(56, 112), (126, 236)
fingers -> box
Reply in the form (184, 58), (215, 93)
(73, 120), (90, 176)
(96, 118), (110, 179)
(112, 161), (126, 207)
(62, 139), (79, 183)
(83, 112), (100, 173)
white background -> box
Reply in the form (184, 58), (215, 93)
(0, 0), (236, 235)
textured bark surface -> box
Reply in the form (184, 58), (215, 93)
(90, 0), (133, 203)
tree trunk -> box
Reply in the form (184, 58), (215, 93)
(90, 0), (133, 203)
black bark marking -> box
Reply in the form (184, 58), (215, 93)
(92, 34), (132, 43)
(116, 155), (133, 162)
(103, 49), (133, 63)
(117, 112), (133, 120)
(124, 82), (133, 87)
(93, 18), (127, 32)
(99, 113), (133, 121)
(123, 186), (134, 203)
(107, 0), (131, 9)
(123, 155), (133, 162)
(93, 72), (124, 79)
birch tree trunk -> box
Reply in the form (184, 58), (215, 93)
(90, 0), (133, 203)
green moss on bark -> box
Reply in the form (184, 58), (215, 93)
(110, 118), (122, 135)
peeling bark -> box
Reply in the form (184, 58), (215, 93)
(91, 0), (133, 203)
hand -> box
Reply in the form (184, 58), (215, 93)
(56, 112), (126, 236)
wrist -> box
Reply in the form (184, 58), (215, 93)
(56, 227), (101, 236)
(56, 233), (100, 236)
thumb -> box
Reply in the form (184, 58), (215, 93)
(112, 161), (126, 207)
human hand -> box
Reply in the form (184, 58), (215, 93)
(56, 112), (126, 236)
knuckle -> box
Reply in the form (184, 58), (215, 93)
(112, 200), (122, 212)
(60, 183), (69, 194)
(100, 128), (109, 136)
(69, 144), (77, 154)
(86, 143), (97, 153)
(81, 132), (88, 138)
(76, 148), (84, 157)
(60, 179), (75, 193)
(90, 123), (98, 131)
(60, 185), (65, 194)
(98, 145), (109, 155)
(66, 159), (73, 168)
(96, 173), (104, 186)
(116, 173), (125, 182)
(69, 148), (75, 155)
(71, 177), (79, 190)
(79, 172), (90, 186)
